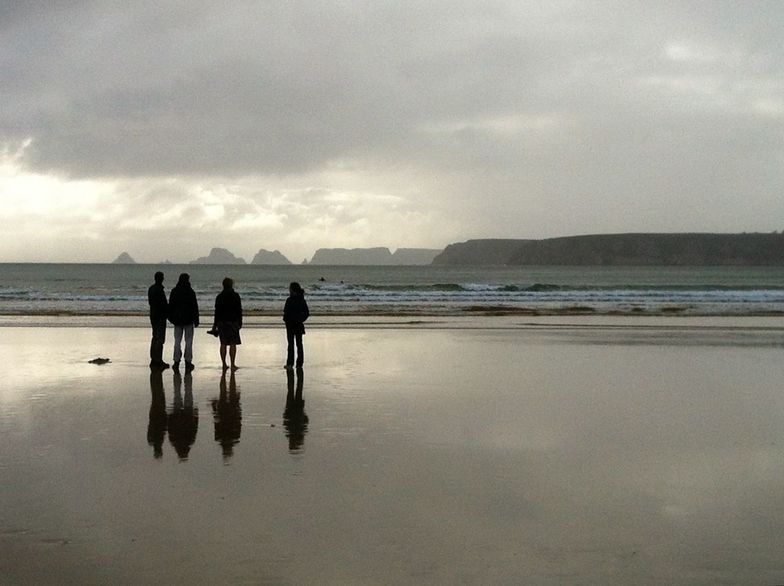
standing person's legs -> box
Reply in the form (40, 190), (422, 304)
(173, 325), (184, 364)
(295, 332), (304, 367)
(149, 323), (156, 362)
(286, 326), (295, 366)
(183, 324), (195, 365)
(218, 322), (239, 370)
(150, 318), (166, 363)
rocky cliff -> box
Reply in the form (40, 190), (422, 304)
(310, 247), (443, 265)
(309, 247), (393, 265)
(390, 248), (442, 265)
(250, 249), (291, 265)
(432, 239), (531, 265)
(112, 252), (136, 264)
(190, 248), (247, 264)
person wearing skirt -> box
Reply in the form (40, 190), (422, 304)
(212, 277), (242, 371)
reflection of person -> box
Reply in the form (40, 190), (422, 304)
(212, 371), (242, 460)
(168, 273), (199, 371)
(168, 369), (198, 460)
(148, 369), (168, 458)
(283, 282), (309, 369)
(148, 271), (169, 369)
(212, 277), (242, 371)
(283, 367), (308, 451)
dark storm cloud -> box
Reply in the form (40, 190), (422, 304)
(0, 1), (665, 176)
(4, 1), (536, 175)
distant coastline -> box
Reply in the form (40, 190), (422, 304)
(433, 233), (784, 266)
(66, 232), (784, 266)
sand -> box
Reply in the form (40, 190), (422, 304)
(1, 318), (783, 584)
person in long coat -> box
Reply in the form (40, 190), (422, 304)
(283, 282), (309, 368)
(147, 271), (169, 369)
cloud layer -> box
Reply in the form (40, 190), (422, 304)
(1, 1), (783, 261)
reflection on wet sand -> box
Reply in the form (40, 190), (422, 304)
(283, 367), (308, 452)
(4, 325), (784, 583)
(211, 371), (242, 460)
(168, 370), (198, 461)
(147, 370), (167, 459)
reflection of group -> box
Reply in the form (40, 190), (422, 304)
(148, 271), (309, 371)
(146, 358), (309, 460)
(146, 271), (311, 459)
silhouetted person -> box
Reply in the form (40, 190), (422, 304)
(283, 367), (308, 451)
(148, 369), (168, 458)
(212, 371), (242, 460)
(148, 271), (169, 369)
(168, 369), (198, 460)
(212, 277), (242, 371)
(283, 282), (309, 368)
(168, 272), (199, 371)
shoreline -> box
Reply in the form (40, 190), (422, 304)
(0, 306), (783, 318)
(1, 312), (782, 333)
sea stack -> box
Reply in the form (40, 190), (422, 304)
(250, 249), (291, 265)
(190, 248), (247, 264)
(309, 247), (393, 265)
(112, 252), (137, 264)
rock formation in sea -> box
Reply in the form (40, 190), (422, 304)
(310, 247), (394, 265)
(390, 248), (443, 265)
(112, 252), (137, 264)
(432, 233), (784, 266)
(250, 249), (291, 265)
(190, 248), (247, 265)
(309, 247), (444, 265)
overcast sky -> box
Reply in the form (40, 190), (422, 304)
(1, 1), (783, 262)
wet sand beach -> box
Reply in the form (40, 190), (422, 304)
(1, 318), (783, 584)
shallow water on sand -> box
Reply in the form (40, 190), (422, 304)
(1, 323), (784, 584)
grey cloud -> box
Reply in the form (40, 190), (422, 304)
(0, 2), (665, 176)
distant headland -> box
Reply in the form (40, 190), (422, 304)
(309, 247), (441, 265)
(433, 233), (784, 266)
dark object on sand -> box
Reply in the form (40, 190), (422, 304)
(207, 327), (219, 337)
(88, 357), (111, 365)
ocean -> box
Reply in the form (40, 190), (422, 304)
(1, 263), (783, 317)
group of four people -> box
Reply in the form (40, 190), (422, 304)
(148, 272), (309, 371)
